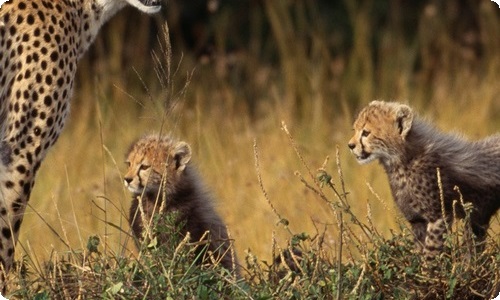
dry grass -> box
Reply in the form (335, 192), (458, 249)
(17, 67), (499, 266)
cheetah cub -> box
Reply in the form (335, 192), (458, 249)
(124, 134), (239, 274)
(348, 101), (500, 259)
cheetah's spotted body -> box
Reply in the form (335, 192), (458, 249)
(0, 0), (160, 279)
(348, 101), (500, 259)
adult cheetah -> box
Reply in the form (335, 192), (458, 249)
(348, 101), (500, 259)
(124, 134), (239, 274)
(0, 0), (160, 279)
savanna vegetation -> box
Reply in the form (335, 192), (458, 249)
(5, 0), (500, 298)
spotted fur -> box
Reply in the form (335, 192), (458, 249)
(0, 0), (160, 281)
(348, 101), (500, 258)
(124, 134), (239, 274)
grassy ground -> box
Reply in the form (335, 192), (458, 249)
(5, 0), (500, 298)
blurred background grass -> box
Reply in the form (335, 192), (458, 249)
(16, 0), (499, 265)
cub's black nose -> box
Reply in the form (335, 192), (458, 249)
(348, 143), (355, 150)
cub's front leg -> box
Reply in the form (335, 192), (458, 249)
(423, 217), (447, 260)
(408, 218), (427, 251)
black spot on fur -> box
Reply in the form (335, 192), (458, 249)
(2, 228), (11, 240)
(16, 165), (26, 174)
(12, 199), (23, 213)
(13, 219), (22, 233)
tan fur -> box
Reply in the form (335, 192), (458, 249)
(124, 134), (239, 274)
(349, 101), (500, 258)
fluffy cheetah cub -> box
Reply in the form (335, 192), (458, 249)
(348, 101), (500, 258)
(124, 134), (238, 273)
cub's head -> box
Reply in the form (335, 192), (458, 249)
(124, 135), (192, 195)
(348, 101), (414, 165)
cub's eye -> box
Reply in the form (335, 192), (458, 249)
(139, 164), (150, 171)
(361, 130), (370, 137)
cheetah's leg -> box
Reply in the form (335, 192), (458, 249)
(424, 217), (447, 259)
(0, 141), (39, 283)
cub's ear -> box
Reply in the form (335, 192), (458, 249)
(395, 104), (413, 139)
(173, 141), (192, 172)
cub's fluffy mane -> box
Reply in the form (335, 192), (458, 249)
(151, 161), (221, 224)
(405, 116), (500, 188)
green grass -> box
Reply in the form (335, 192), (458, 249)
(6, 0), (500, 298)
